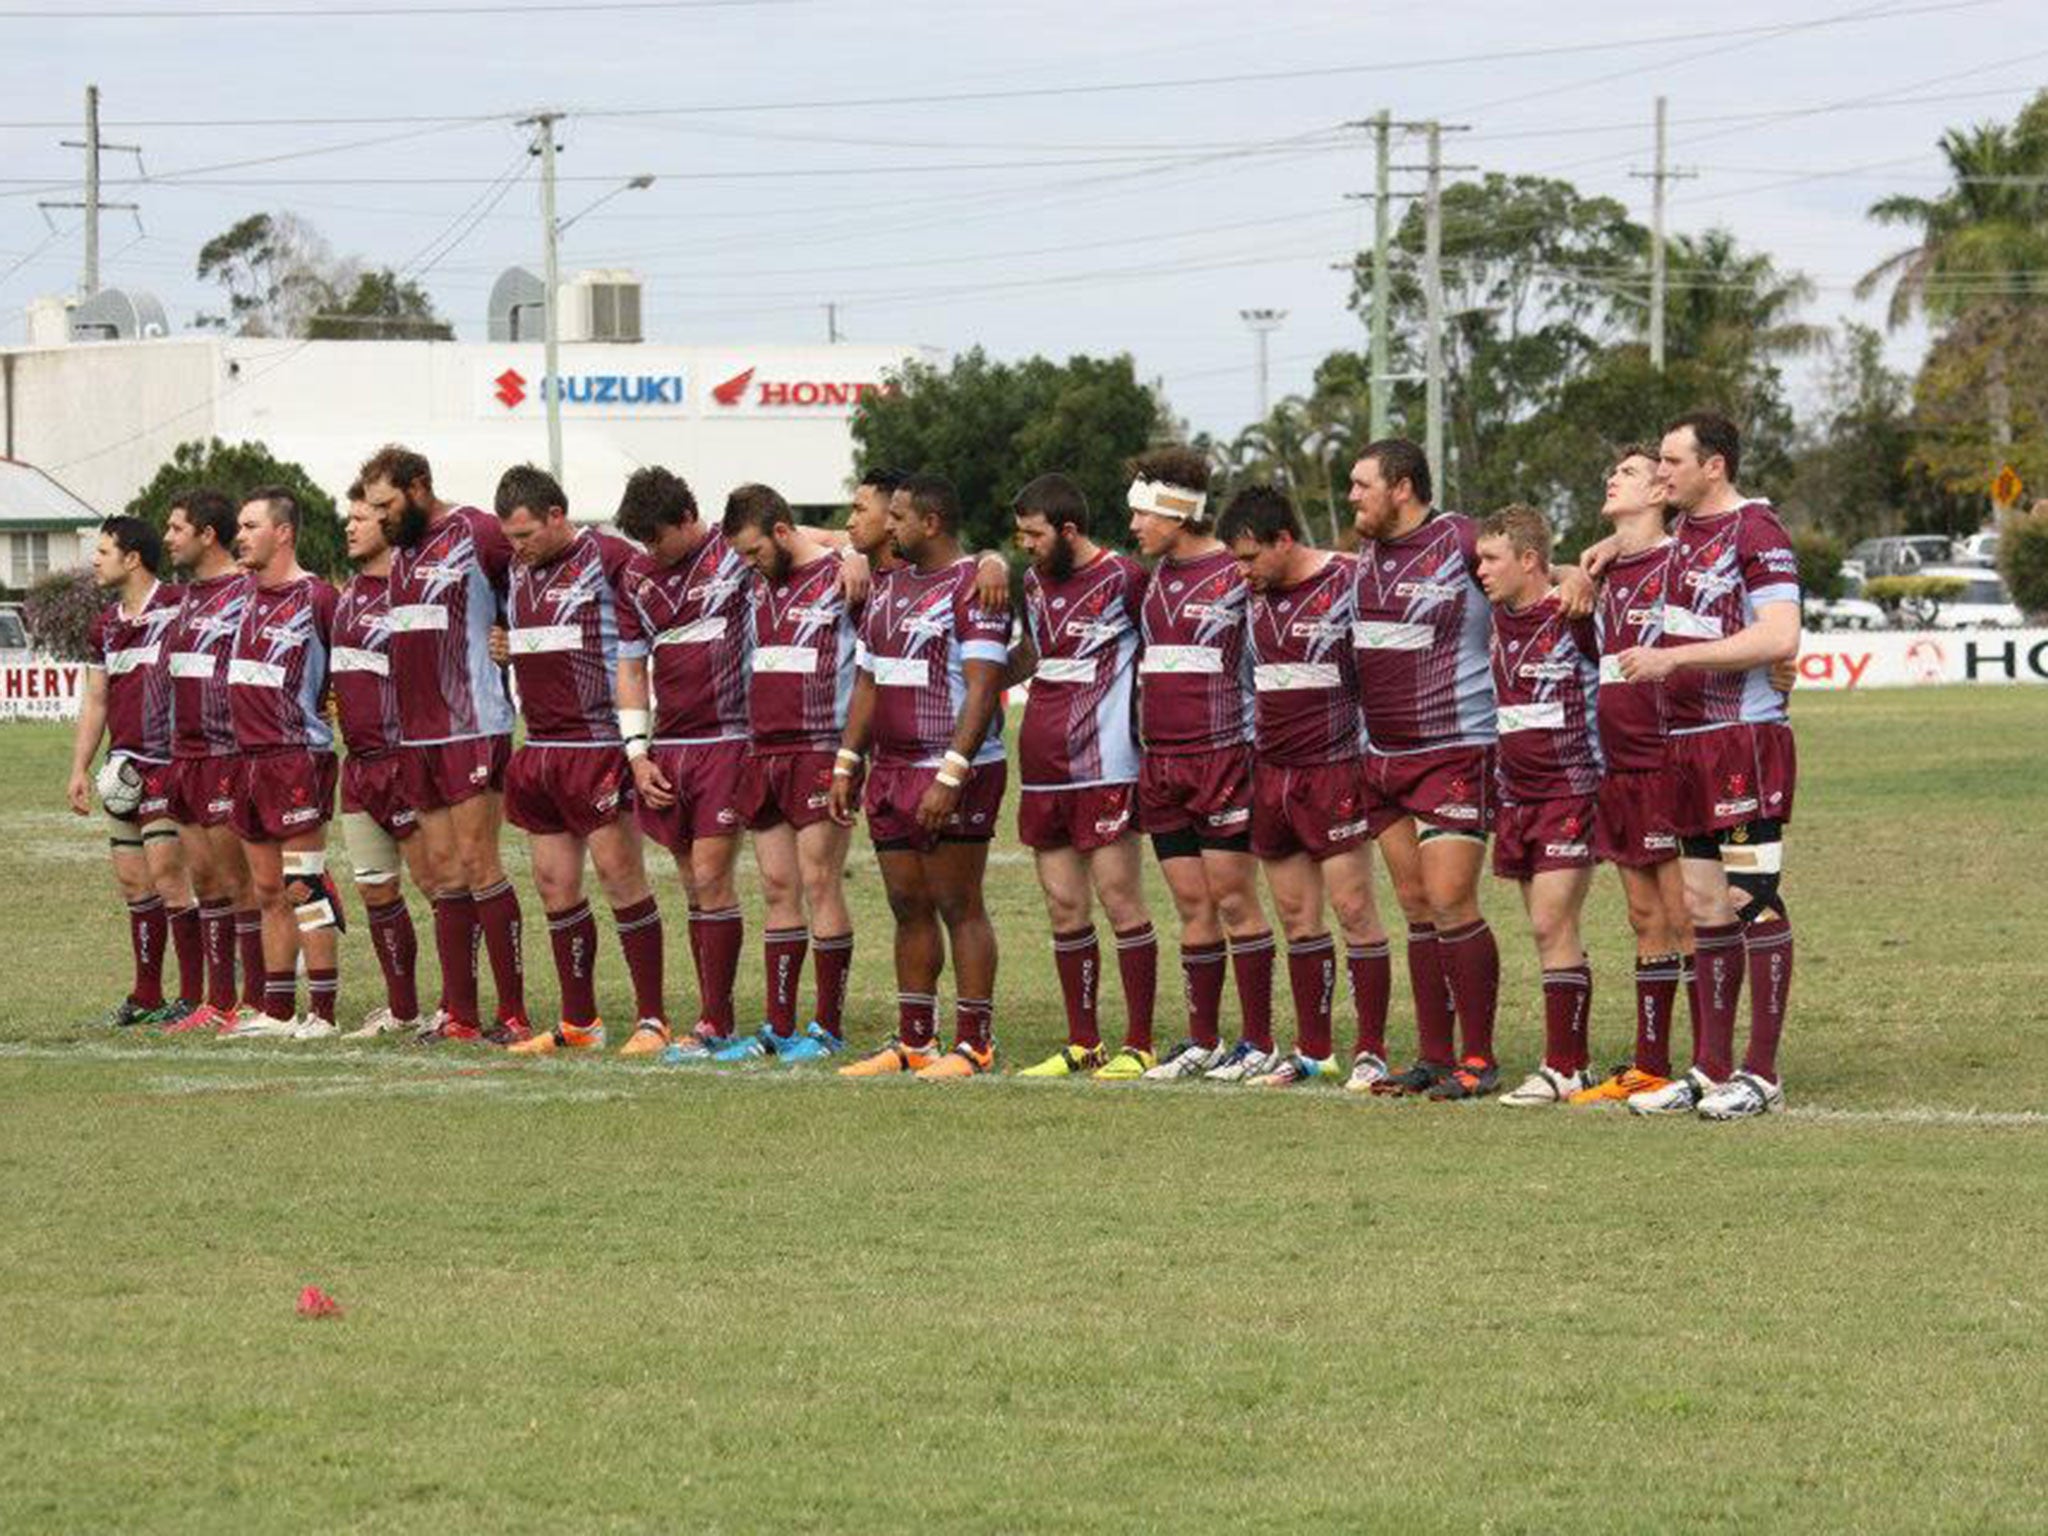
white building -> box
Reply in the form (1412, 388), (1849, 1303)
(0, 330), (938, 523)
(0, 456), (99, 589)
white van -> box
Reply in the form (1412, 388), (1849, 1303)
(1917, 565), (2024, 629)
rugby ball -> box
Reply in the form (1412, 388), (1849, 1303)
(97, 755), (145, 818)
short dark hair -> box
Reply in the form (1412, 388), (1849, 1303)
(615, 466), (698, 544)
(722, 482), (792, 539)
(857, 466), (908, 498)
(1216, 484), (1303, 546)
(358, 444), (433, 495)
(100, 515), (161, 572)
(898, 472), (961, 535)
(345, 478), (365, 502)
(245, 483), (302, 534)
(1361, 437), (1433, 506)
(1011, 472), (1089, 533)
(1664, 411), (1742, 482)
(168, 487), (238, 548)
(1613, 442), (1658, 471)
(1128, 444), (1211, 494)
(495, 463), (568, 521)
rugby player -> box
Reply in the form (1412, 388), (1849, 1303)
(1473, 505), (1605, 1105)
(361, 445), (528, 1045)
(332, 482), (432, 1038)
(68, 516), (200, 1027)
(488, 466), (669, 1058)
(1005, 473), (1160, 1081)
(714, 483), (859, 1064)
(1122, 448), (1279, 1083)
(220, 487), (343, 1039)
(156, 488), (263, 1034)
(1347, 439), (1503, 1099)
(1220, 485), (1391, 1088)
(833, 473), (1009, 1080)
(1615, 413), (1801, 1120)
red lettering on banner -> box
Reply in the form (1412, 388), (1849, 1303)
(791, 381), (821, 405)
(758, 381), (791, 406)
(822, 382), (850, 406)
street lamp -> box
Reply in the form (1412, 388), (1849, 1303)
(1240, 308), (1286, 421)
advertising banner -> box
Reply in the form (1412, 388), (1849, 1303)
(1793, 628), (2048, 689)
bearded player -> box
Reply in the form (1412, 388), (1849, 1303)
(1474, 506), (1605, 1105)
(713, 483), (860, 1064)
(361, 445), (528, 1044)
(157, 488), (263, 1034)
(331, 482), (433, 1038)
(486, 465), (669, 1059)
(68, 516), (200, 1028)
(1347, 439), (1503, 1100)
(1616, 413), (1800, 1121)
(833, 473), (1009, 1081)
(219, 487), (343, 1039)
(1122, 448), (1279, 1083)
(1220, 486), (1392, 1088)
(1005, 473), (1160, 1081)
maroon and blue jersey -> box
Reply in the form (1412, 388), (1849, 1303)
(857, 557), (1008, 769)
(88, 581), (181, 763)
(1137, 547), (1255, 756)
(166, 570), (251, 760)
(1593, 541), (1673, 772)
(1020, 550), (1146, 789)
(1657, 500), (1800, 735)
(332, 572), (401, 758)
(229, 574), (338, 752)
(749, 549), (856, 754)
(508, 528), (642, 747)
(617, 530), (752, 746)
(1247, 552), (1365, 767)
(1351, 511), (1496, 753)
(1489, 591), (1602, 803)
(387, 504), (515, 745)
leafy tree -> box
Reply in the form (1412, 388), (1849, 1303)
(849, 349), (1166, 553)
(1791, 529), (1847, 603)
(307, 269), (453, 341)
(1221, 352), (1374, 547)
(195, 211), (358, 337)
(125, 438), (346, 578)
(1905, 304), (2048, 508)
(1865, 574), (1967, 626)
(1783, 324), (1922, 543)
(2000, 503), (2048, 617)
(22, 569), (100, 661)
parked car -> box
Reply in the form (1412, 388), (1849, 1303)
(1846, 535), (1953, 577)
(1805, 568), (1888, 630)
(1954, 530), (2001, 567)
(0, 609), (28, 657)
(1916, 565), (2025, 629)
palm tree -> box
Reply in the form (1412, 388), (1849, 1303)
(1856, 95), (2048, 448)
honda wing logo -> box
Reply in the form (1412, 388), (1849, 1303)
(712, 367), (756, 406)
(710, 362), (895, 411)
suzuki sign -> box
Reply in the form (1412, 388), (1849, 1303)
(475, 362), (689, 419)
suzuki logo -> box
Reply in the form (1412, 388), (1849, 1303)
(711, 366), (756, 406)
(494, 369), (527, 409)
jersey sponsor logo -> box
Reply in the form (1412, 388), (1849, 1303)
(1203, 804), (1251, 829)
(1034, 656), (1097, 684)
(1661, 605), (1722, 641)
(1681, 568), (1739, 598)
(227, 658), (287, 688)
(168, 652), (217, 679)
(1497, 701), (1567, 733)
(1542, 840), (1589, 859)
(1394, 580), (1461, 600)
(1353, 620), (1431, 650)
(1253, 661), (1340, 691)
(1327, 815), (1370, 842)
(1138, 645), (1223, 675)
(1286, 618), (1346, 640)
(103, 645), (161, 676)
(1061, 618), (1125, 641)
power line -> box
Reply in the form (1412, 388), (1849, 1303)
(0, 0), (798, 16)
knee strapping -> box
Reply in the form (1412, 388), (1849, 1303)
(283, 850), (342, 932)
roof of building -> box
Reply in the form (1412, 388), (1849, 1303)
(0, 457), (101, 528)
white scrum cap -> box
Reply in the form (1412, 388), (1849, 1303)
(1127, 477), (1207, 522)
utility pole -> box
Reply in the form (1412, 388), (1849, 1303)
(1369, 110), (1393, 440)
(41, 85), (141, 297)
(523, 110), (566, 482)
(1239, 309), (1286, 420)
(1403, 123), (1471, 486)
(1632, 96), (1694, 372)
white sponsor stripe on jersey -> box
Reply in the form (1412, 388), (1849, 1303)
(1034, 656), (1097, 684)
(168, 652), (216, 679)
(227, 657), (286, 688)
(753, 645), (818, 675)
(330, 647), (389, 676)
(1660, 605), (1722, 640)
(104, 645), (161, 676)
(871, 655), (929, 687)
(1138, 645), (1223, 675)
(654, 617), (728, 647)
(1352, 620), (1432, 651)
(1253, 662), (1340, 692)
(508, 624), (582, 655)
(386, 603), (450, 633)
(1598, 654), (1628, 684)
(1496, 701), (1567, 733)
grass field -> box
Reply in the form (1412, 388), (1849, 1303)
(2, 691), (2045, 1533)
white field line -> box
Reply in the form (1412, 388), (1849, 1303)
(2, 1041), (2044, 1126)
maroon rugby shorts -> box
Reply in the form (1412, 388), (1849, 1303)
(1361, 745), (1493, 837)
(505, 745), (632, 839)
(1250, 757), (1370, 863)
(341, 752), (419, 842)
(741, 749), (839, 833)
(1594, 767), (1679, 868)
(636, 738), (748, 852)
(399, 734), (510, 812)
(169, 755), (240, 829)
(1492, 794), (1599, 882)
(1018, 781), (1137, 852)
(231, 749), (338, 842)
(1138, 746), (1254, 843)
(1669, 722), (1796, 837)
(864, 761), (1007, 852)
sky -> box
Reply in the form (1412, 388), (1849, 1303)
(0, 0), (2037, 443)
